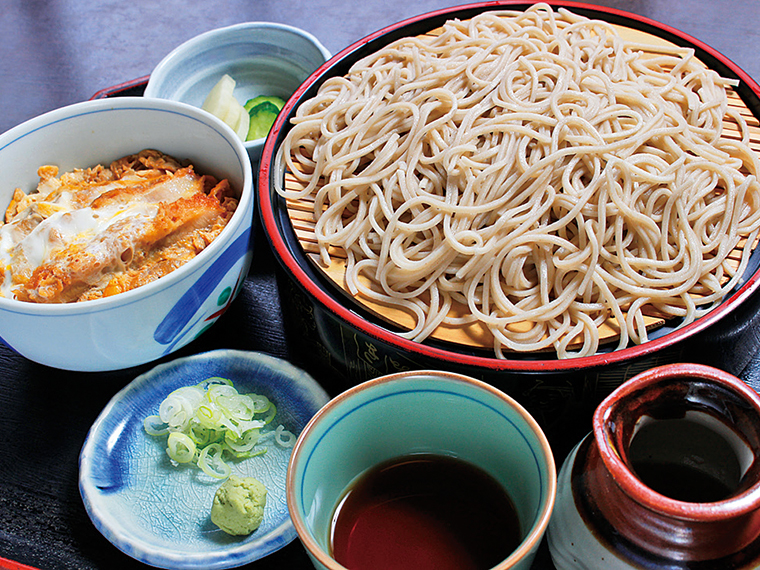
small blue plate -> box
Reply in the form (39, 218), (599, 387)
(79, 349), (330, 569)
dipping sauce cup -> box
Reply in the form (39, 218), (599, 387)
(286, 370), (556, 570)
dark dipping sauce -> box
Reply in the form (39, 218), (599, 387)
(631, 461), (735, 503)
(627, 416), (742, 504)
(329, 453), (522, 570)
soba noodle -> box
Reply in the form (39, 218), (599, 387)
(276, 3), (760, 358)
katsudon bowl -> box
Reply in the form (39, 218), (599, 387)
(0, 97), (254, 372)
(259, 1), (760, 452)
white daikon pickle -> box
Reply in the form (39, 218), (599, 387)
(201, 74), (249, 141)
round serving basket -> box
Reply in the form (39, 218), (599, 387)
(258, 1), (760, 453)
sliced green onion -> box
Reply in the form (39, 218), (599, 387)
(207, 384), (239, 404)
(168, 385), (205, 407)
(197, 376), (233, 390)
(274, 424), (296, 448)
(196, 403), (223, 429)
(167, 432), (196, 464)
(260, 402), (277, 425)
(159, 394), (193, 431)
(234, 447), (268, 459)
(188, 424), (222, 446)
(218, 393), (255, 422)
(144, 376), (296, 478)
(224, 428), (260, 455)
(235, 419), (265, 433)
(250, 395), (271, 413)
(197, 443), (230, 479)
(143, 415), (169, 436)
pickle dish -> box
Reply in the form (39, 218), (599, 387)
(144, 22), (331, 162)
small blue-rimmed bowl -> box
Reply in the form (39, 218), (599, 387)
(0, 97), (253, 371)
(145, 22), (331, 163)
(286, 369), (557, 570)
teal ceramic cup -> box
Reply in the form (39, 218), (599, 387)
(286, 370), (556, 570)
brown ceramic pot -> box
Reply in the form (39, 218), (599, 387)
(548, 363), (760, 569)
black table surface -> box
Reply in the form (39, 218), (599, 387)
(4, 1), (760, 569)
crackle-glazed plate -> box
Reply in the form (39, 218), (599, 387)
(79, 349), (330, 569)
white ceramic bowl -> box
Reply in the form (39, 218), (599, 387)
(144, 22), (331, 162)
(0, 97), (254, 372)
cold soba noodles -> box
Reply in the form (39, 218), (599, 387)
(276, 3), (760, 359)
